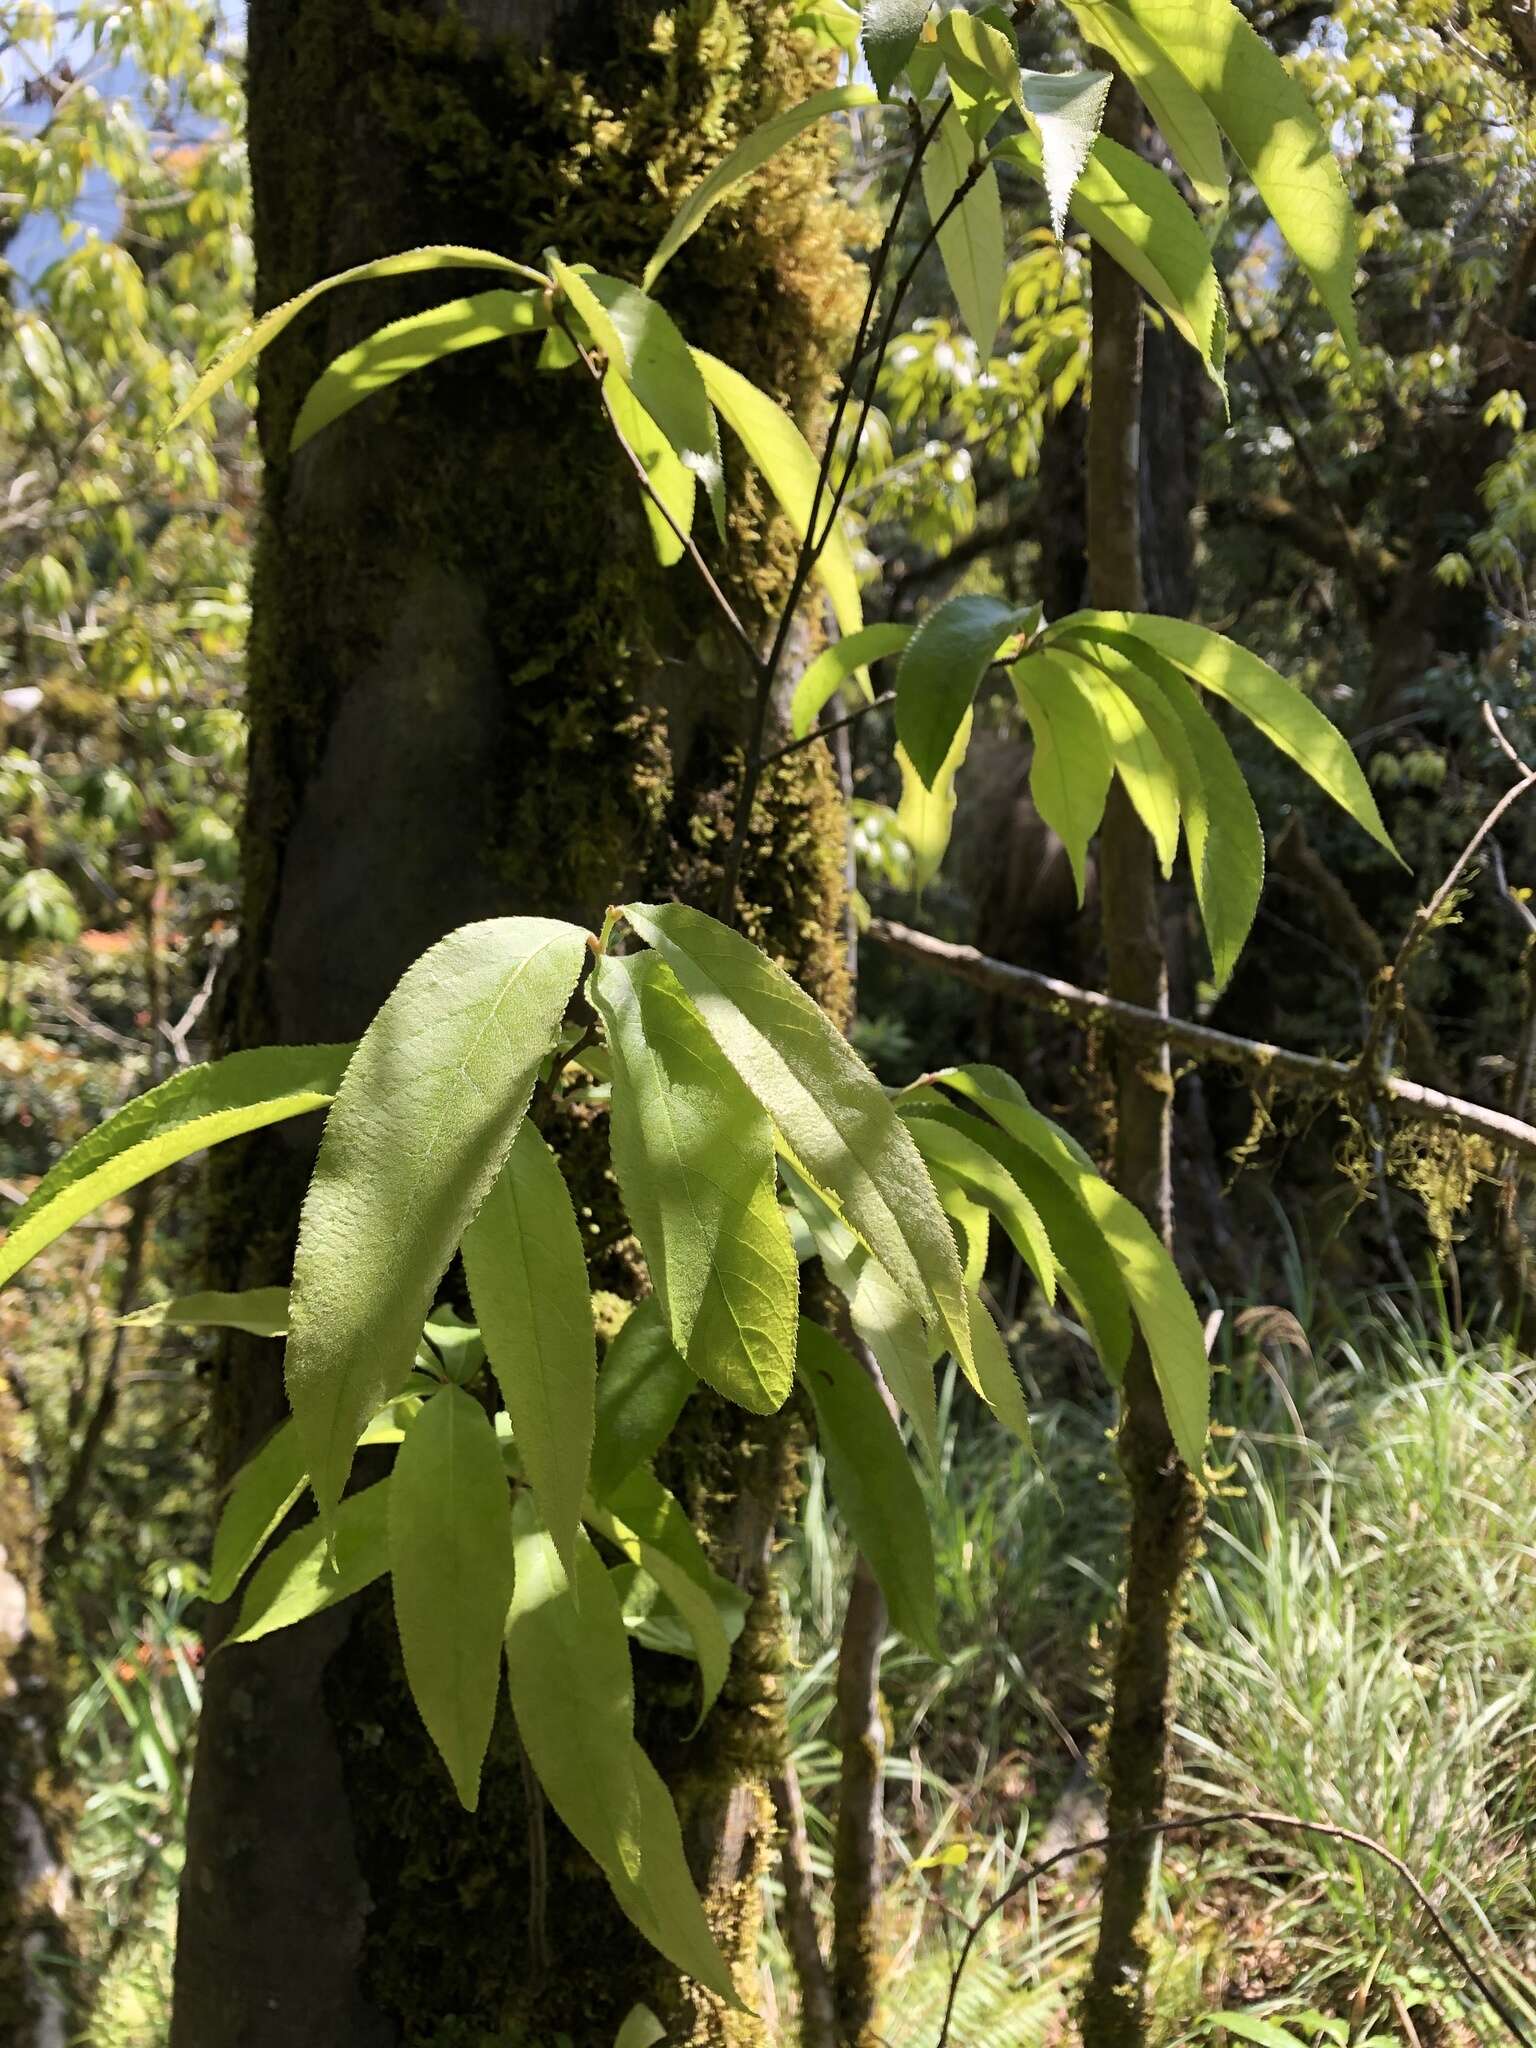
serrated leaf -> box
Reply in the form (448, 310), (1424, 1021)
(1065, 1), (1228, 205)
(119, 1287), (290, 1337)
(462, 1122), (597, 1571)
(936, 1066), (1207, 1464)
(936, 1175), (990, 1293)
(798, 1319), (938, 1651)
(1055, 611), (1397, 857)
(622, 902), (971, 1374)
(790, 622), (911, 740)
(390, 1386), (514, 1811)
(1009, 649), (1114, 903)
(590, 953), (797, 1415)
(936, 10), (1023, 143)
(1113, 0), (1359, 353)
(1, 1044), (349, 1292)
(902, 1112), (1056, 1298)
(897, 593), (1034, 790)
(897, 716), (971, 892)
(605, 1746), (741, 2005)
(604, 367), (696, 567)
(590, 1299), (696, 1502)
(692, 348), (863, 638)
(291, 288), (548, 451)
(863, 0), (932, 96)
(505, 1502), (644, 1883)
(644, 83), (879, 291)
(964, 1292), (1033, 1445)
(207, 1423), (307, 1607)
(1019, 67), (1111, 237)
(227, 1480), (390, 1647)
(285, 917), (587, 1522)
(922, 104), (1005, 360)
(1049, 642), (1181, 875)
(167, 244), (548, 436)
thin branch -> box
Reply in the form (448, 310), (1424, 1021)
(759, 689), (895, 765)
(771, 1763), (837, 2048)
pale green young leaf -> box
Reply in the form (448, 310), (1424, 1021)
(790, 622), (911, 740)
(1050, 642), (1181, 875)
(936, 9), (1022, 142)
(613, 2006), (667, 2048)
(167, 244), (548, 435)
(462, 1121), (597, 1571)
(227, 1481), (391, 1647)
(291, 288), (548, 451)
(936, 1066), (1208, 1464)
(207, 1422), (306, 1607)
(644, 83), (879, 290)
(1, 1044), (349, 1292)
(922, 104), (1005, 360)
(895, 592), (1033, 790)
(119, 1287), (290, 1337)
(964, 1292), (1033, 1446)
(902, 1112), (1056, 1299)
(622, 901), (971, 1374)
(285, 917), (587, 1522)
(421, 1307), (485, 1388)
(589, 953), (798, 1415)
(1065, 1), (1228, 204)
(1018, 67), (1111, 239)
(1056, 611), (1397, 857)
(1114, 0), (1359, 353)
(799, 1319), (938, 1651)
(1009, 649), (1113, 903)
(505, 1502), (643, 1882)
(604, 367), (696, 567)
(590, 1299), (695, 1502)
(935, 1175), (990, 1294)
(896, 718), (972, 892)
(863, 0), (932, 96)
(692, 348), (863, 638)
(390, 1385), (515, 1811)
(792, 0), (863, 51)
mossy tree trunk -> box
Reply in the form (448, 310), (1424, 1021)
(171, 5), (857, 2043)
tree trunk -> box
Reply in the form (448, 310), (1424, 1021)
(1078, 78), (1204, 2048)
(171, 5), (857, 2044)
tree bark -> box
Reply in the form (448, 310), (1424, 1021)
(172, 6), (857, 2044)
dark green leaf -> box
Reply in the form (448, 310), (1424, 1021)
(896, 592), (1034, 790)
(590, 1300), (696, 1502)
(863, 0), (932, 96)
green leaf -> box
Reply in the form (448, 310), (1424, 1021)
(792, 0), (864, 52)
(936, 1175), (990, 1293)
(936, 10), (1023, 142)
(462, 1122), (597, 1572)
(389, 1385), (514, 1811)
(644, 83), (879, 290)
(119, 1287), (290, 1337)
(166, 244), (548, 435)
(605, 1746), (741, 2005)
(207, 1422), (306, 1606)
(1009, 649), (1114, 903)
(590, 953), (798, 1415)
(227, 1480), (390, 1647)
(863, 0), (932, 96)
(590, 1299), (695, 1502)
(922, 104), (1005, 360)
(1019, 67), (1112, 239)
(1113, 0), (1359, 353)
(421, 1307), (485, 1388)
(505, 1502), (644, 1883)
(1, 1044), (349, 1292)
(896, 593), (1033, 790)
(1055, 611), (1397, 858)
(693, 348), (864, 638)
(790, 622), (911, 740)
(1215, 2018), (1312, 2048)
(902, 1112), (1056, 1299)
(604, 367), (696, 567)
(614, 2006), (667, 2048)
(963, 1292), (1033, 1446)
(1065, 1), (1228, 205)
(621, 901), (971, 1374)
(897, 718), (972, 892)
(936, 1066), (1207, 1464)
(1049, 642), (1182, 875)
(291, 288), (548, 451)
(285, 917), (587, 1521)
(799, 1319), (938, 1651)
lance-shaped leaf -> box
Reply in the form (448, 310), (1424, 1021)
(462, 1122), (596, 1571)
(936, 1065), (1208, 1465)
(1009, 649), (1113, 903)
(291, 287), (548, 451)
(285, 917), (586, 1521)
(922, 104), (1005, 360)
(790, 622), (911, 740)
(590, 953), (798, 1415)
(1054, 611), (1396, 857)
(228, 1480), (391, 1647)
(937, 9), (1024, 142)
(167, 243), (548, 435)
(693, 348), (863, 638)
(119, 1287), (290, 1337)
(1065, 0), (1228, 205)
(1, 1044), (349, 1291)
(606, 1747), (741, 2004)
(898, 717), (972, 893)
(936, 1175), (989, 1293)
(863, 0), (932, 96)
(622, 902), (971, 1373)
(964, 1292), (1033, 1446)
(505, 1502), (644, 1882)
(799, 1319), (938, 1652)
(207, 1423), (307, 1607)
(895, 592), (1034, 790)
(1019, 67), (1112, 239)
(792, 0), (863, 52)
(390, 1385), (515, 1811)
(1113, 0), (1359, 353)
(1050, 641), (1182, 875)
(903, 1112), (1056, 1299)
(604, 368), (697, 567)
(644, 82), (879, 290)
(589, 1300), (695, 1503)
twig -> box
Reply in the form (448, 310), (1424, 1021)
(934, 1808), (1536, 2048)
(759, 689), (895, 765)
(1484, 697), (1533, 777)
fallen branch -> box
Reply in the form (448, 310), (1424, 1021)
(868, 919), (1536, 1165)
